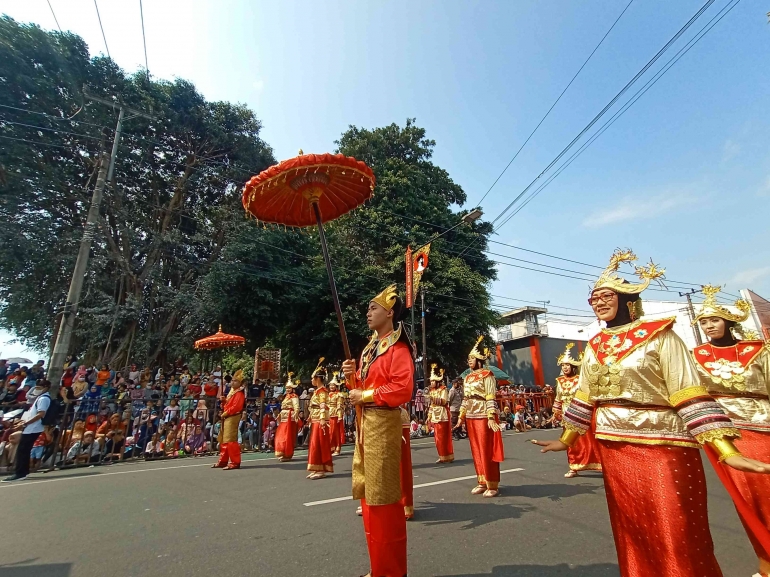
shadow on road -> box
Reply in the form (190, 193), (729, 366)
(504, 483), (603, 502)
(416, 500), (535, 530)
(412, 458), (473, 470)
(0, 563), (72, 577)
(434, 563), (620, 576)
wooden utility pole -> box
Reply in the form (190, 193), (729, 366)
(680, 288), (703, 346)
(421, 288), (428, 389)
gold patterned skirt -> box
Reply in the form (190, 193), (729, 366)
(352, 407), (402, 505)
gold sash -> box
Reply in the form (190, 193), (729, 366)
(352, 407), (402, 505)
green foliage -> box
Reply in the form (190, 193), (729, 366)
(0, 20), (497, 377)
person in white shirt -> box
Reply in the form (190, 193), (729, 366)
(3, 380), (51, 482)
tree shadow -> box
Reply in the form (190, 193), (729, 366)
(0, 564), (72, 577)
(434, 563), (620, 577)
(416, 500), (535, 530)
(505, 483), (603, 502)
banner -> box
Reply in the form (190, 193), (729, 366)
(405, 245), (413, 308)
(254, 348), (281, 382)
(412, 243), (431, 299)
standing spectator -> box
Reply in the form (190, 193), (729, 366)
(448, 378), (464, 429)
(25, 361), (44, 387)
(3, 379), (51, 482)
(414, 388), (426, 420)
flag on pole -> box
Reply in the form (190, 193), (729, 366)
(405, 245), (414, 308)
(412, 244), (431, 300)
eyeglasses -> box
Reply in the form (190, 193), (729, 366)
(588, 292), (617, 306)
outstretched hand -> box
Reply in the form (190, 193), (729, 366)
(530, 439), (568, 453)
(723, 455), (770, 474)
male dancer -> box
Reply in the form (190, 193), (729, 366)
(212, 370), (245, 470)
(343, 284), (413, 577)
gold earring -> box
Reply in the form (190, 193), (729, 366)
(627, 301), (637, 321)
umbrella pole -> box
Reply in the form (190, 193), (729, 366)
(311, 202), (362, 445)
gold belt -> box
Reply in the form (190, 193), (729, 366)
(711, 393), (769, 400)
(363, 405), (400, 411)
(597, 401), (671, 411)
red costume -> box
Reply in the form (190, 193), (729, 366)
(215, 374), (245, 470)
(351, 285), (414, 577)
(307, 360), (333, 475)
(275, 376), (300, 461)
(428, 364), (454, 463)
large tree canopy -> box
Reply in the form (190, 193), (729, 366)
(0, 18), (497, 376)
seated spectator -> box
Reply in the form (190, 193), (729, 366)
(193, 399), (209, 423)
(0, 382), (21, 407)
(96, 413), (126, 461)
(30, 424), (54, 471)
(144, 432), (163, 459)
(410, 417), (421, 439)
(513, 406), (531, 432)
(164, 430), (179, 458)
(163, 398), (181, 423)
(66, 431), (101, 465)
(84, 413), (99, 433)
(184, 425), (207, 456)
(502, 406), (515, 430)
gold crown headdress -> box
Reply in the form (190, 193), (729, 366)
(556, 343), (582, 367)
(232, 369), (245, 384)
(429, 363), (445, 382)
(311, 357), (326, 379)
(285, 371), (296, 389)
(468, 335), (491, 361)
(371, 284), (398, 311)
(592, 248), (666, 295)
(692, 285), (751, 325)
(329, 371), (340, 387)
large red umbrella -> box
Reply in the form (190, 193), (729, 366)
(194, 325), (246, 351)
(242, 152), (375, 361)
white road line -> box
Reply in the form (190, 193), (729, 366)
(303, 468), (525, 507)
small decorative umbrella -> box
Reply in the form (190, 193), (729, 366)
(194, 325), (246, 351)
(242, 152), (375, 362)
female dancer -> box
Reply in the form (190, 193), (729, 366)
(428, 364), (454, 463)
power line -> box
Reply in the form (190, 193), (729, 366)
(473, 0), (634, 207)
(139, 0), (150, 78)
(47, 0), (62, 32)
(93, 0), (111, 59)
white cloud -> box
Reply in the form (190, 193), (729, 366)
(581, 193), (694, 228)
(731, 267), (770, 287)
(722, 139), (740, 162)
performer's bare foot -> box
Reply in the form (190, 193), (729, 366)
(471, 484), (486, 495)
(356, 506), (362, 516)
(564, 470), (578, 478)
(224, 464), (240, 470)
(308, 472), (326, 480)
(483, 489), (499, 498)
(279, 457), (291, 462)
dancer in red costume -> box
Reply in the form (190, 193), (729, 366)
(533, 249), (770, 577)
(306, 358), (333, 479)
(692, 285), (770, 576)
(275, 373), (300, 461)
(211, 370), (245, 470)
(428, 364), (454, 463)
(344, 284), (413, 577)
(328, 373), (342, 455)
(552, 343), (601, 478)
(456, 336), (504, 498)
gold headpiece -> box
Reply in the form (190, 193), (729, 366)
(329, 371), (340, 388)
(556, 343), (582, 367)
(693, 285), (751, 325)
(285, 371), (296, 389)
(468, 335), (491, 361)
(429, 363), (445, 382)
(592, 248), (666, 295)
(232, 369), (245, 384)
(311, 357), (327, 379)
(371, 284), (398, 311)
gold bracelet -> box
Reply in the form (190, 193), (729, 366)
(718, 451), (743, 463)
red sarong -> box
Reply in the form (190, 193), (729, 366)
(216, 442), (241, 468)
(598, 439), (723, 577)
(307, 421), (333, 473)
(274, 419), (297, 460)
(400, 427), (414, 518)
(467, 418), (504, 490)
(567, 426), (602, 471)
(361, 499), (407, 577)
(329, 416), (341, 453)
(433, 421), (454, 463)
(704, 429), (770, 569)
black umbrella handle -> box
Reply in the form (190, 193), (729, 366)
(312, 202), (352, 361)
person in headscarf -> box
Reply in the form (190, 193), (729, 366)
(184, 424), (208, 456)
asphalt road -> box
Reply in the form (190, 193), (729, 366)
(0, 429), (757, 577)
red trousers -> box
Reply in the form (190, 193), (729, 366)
(307, 421), (333, 473)
(705, 429), (770, 570)
(599, 440), (723, 577)
(467, 418), (503, 489)
(400, 427), (413, 518)
(216, 442), (241, 468)
(567, 426), (602, 471)
(433, 421), (454, 462)
(274, 420), (297, 460)
(361, 499), (407, 577)
(329, 417), (341, 453)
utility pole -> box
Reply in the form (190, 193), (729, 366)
(421, 288), (428, 390)
(680, 288), (703, 346)
(47, 91), (156, 391)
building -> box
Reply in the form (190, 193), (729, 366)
(491, 288), (769, 387)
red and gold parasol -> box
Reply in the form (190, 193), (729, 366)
(194, 325), (246, 351)
(241, 152), (375, 362)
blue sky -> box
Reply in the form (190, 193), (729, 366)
(1, 0), (769, 356)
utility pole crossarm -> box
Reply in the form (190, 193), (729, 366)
(82, 87), (157, 121)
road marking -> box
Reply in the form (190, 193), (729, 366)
(303, 468), (525, 507)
